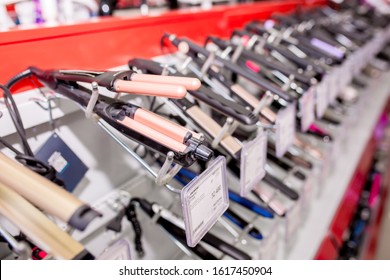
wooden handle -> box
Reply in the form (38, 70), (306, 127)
(0, 183), (85, 260)
(231, 84), (259, 107)
(0, 152), (85, 223)
(131, 73), (201, 91)
(114, 80), (187, 98)
(186, 106), (242, 156)
(231, 84), (276, 122)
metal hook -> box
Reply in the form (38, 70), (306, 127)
(178, 56), (193, 73)
(282, 74), (295, 92)
(30, 95), (58, 131)
(231, 43), (244, 64)
(85, 82), (99, 121)
(156, 151), (182, 187)
(97, 121), (182, 194)
(200, 50), (216, 78)
(211, 117), (234, 149)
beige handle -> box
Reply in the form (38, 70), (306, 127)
(186, 106), (242, 156)
(0, 183), (86, 260)
(252, 185), (286, 217)
(294, 137), (324, 160)
(114, 80), (187, 99)
(134, 109), (193, 143)
(0, 152), (86, 223)
(231, 84), (276, 123)
(118, 117), (188, 153)
(131, 73), (201, 91)
(231, 84), (259, 108)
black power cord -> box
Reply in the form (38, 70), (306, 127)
(0, 82), (64, 186)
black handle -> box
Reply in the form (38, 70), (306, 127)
(264, 173), (299, 200)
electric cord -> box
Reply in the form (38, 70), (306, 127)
(0, 83), (33, 156)
(0, 82), (64, 186)
(125, 199), (145, 258)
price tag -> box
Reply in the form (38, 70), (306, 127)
(285, 200), (302, 243)
(97, 239), (131, 260)
(342, 57), (353, 85)
(299, 87), (315, 132)
(352, 51), (361, 76)
(302, 175), (314, 213)
(316, 78), (329, 118)
(330, 136), (342, 168)
(276, 103), (296, 158)
(240, 130), (267, 197)
(372, 33), (383, 56)
(328, 69), (341, 104)
(259, 225), (279, 260)
(320, 146), (332, 185)
(181, 156), (229, 247)
(345, 58), (354, 85)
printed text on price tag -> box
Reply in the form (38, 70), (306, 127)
(316, 78), (329, 118)
(299, 87), (315, 132)
(240, 130), (267, 196)
(276, 103), (296, 158)
(181, 156), (229, 247)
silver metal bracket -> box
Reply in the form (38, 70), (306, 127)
(155, 151), (183, 187)
(85, 81), (100, 121)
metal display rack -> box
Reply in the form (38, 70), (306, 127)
(1, 0), (389, 259)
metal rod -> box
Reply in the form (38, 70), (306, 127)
(97, 120), (182, 194)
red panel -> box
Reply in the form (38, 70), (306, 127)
(315, 234), (339, 260)
(0, 1), (326, 87)
(330, 136), (376, 245)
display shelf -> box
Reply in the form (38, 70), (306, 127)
(287, 72), (390, 260)
(1, 0), (389, 260)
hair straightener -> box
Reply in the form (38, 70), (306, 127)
(161, 33), (293, 103)
(6, 67), (213, 167)
(175, 167), (274, 219)
(0, 182), (94, 260)
(128, 58), (258, 126)
(204, 35), (313, 87)
(114, 197), (252, 260)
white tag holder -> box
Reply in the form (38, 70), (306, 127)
(258, 221), (280, 260)
(299, 87), (316, 132)
(301, 174), (315, 219)
(283, 198), (303, 254)
(240, 129), (267, 197)
(329, 68), (342, 105)
(181, 156), (229, 247)
(316, 76), (329, 118)
(97, 239), (131, 260)
(275, 102), (296, 158)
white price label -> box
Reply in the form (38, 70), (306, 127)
(285, 200), (302, 242)
(316, 78), (329, 118)
(299, 87), (315, 132)
(181, 156), (229, 247)
(276, 103), (296, 158)
(320, 147), (332, 184)
(352, 51), (361, 76)
(302, 175), (314, 212)
(328, 69), (340, 104)
(259, 225), (279, 260)
(345, 58), (354, 85)
(240, 130), (267, 197)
